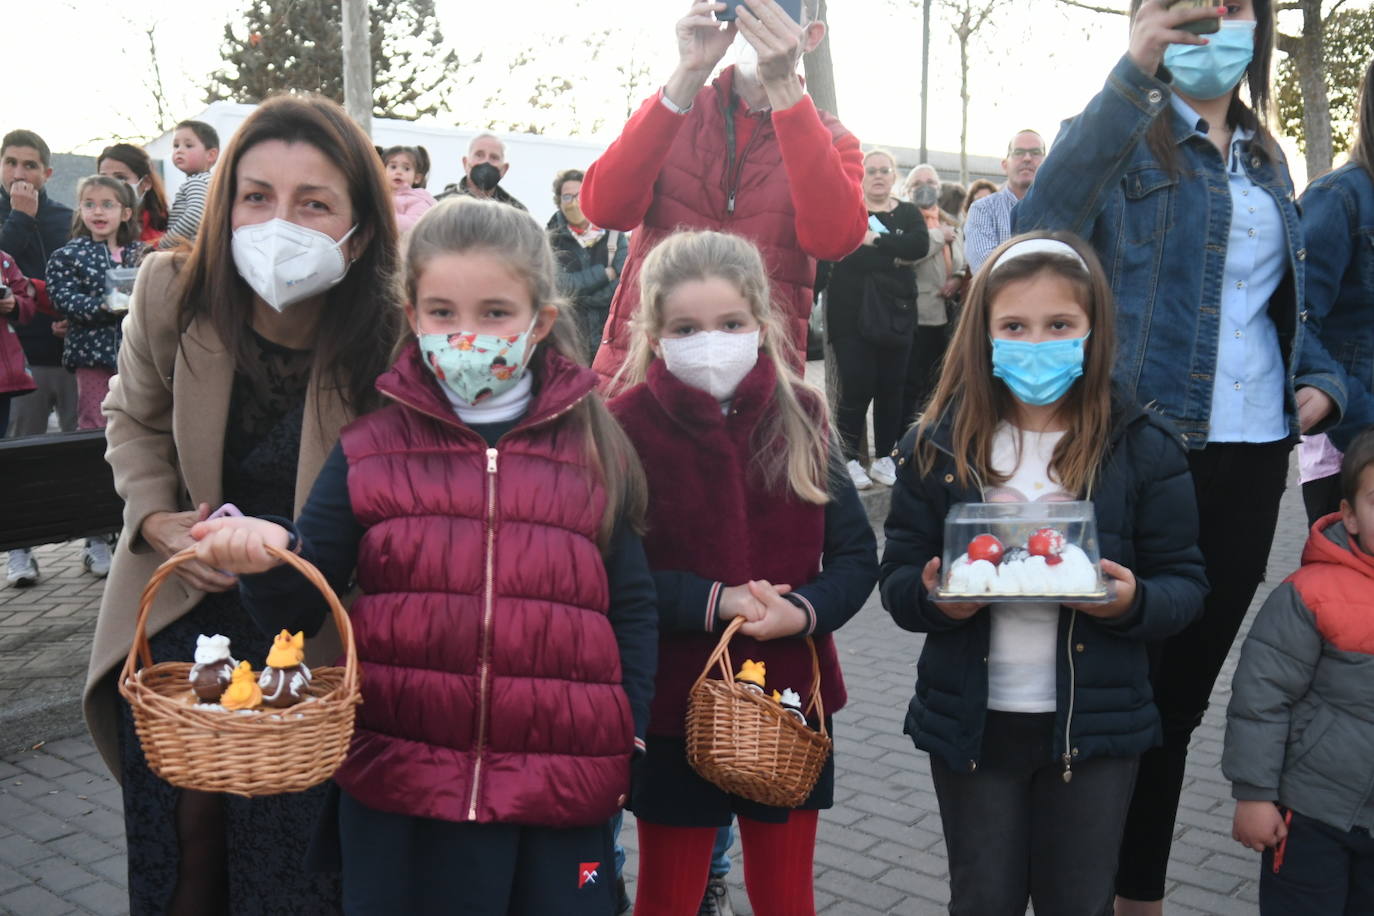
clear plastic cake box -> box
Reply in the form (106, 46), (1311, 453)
(105, 266), (138, 314)
(931, 501), (1113, 605)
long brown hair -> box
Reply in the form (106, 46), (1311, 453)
(1131, 0), (1278, 174)
(1352, 57), (1374, 178)
(916, 231), (1117, 498)
(98, 143), (169, 232)
(71, 175), (139, 247)
(618, 230), (833, 505)
(174, 94), (402, 417)
(404, 197), (648, 547)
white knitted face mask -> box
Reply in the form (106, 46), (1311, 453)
(659, 330), (760, 402)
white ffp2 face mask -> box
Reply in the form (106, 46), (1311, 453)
(231, 219), (357, 312)
(659, 330), (760, 402)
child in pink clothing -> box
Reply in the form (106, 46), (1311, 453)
(381, 145), (436, 233)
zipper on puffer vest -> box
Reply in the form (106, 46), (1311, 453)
(468, 446), (499, 820)
(1062, 610), (1077, 783)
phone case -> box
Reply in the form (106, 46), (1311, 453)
(1171, 0), (1221, 34)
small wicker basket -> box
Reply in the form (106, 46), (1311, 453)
(118, 546), (361, 797)
(685, 617), (833, 809)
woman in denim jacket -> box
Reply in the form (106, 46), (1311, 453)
(1296, 58), (1374, 521)
(1014, 1), (1347, 911)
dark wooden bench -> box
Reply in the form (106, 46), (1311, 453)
(0, 431), (122, 552)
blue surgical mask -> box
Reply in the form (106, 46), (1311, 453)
(990, 335), (1089, 406)
(1163, 21), (1256, 101)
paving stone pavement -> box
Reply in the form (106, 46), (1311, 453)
(0, 467), (1308, 914)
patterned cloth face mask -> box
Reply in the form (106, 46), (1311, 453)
(417, 315), (539, 407)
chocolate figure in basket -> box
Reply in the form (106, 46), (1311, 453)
(258, 629), (311, 708)
(191, 199), (657, 914)
(879, 232), (1209, 912)
(607, 230), (879, 915)
(735, 659), (767, 696)
(219, 660), (263, 711)
(188, 634), (236, 703)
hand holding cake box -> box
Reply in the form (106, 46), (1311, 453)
(932, 501), (1113, 603)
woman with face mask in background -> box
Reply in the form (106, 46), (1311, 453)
(901, 163), (966, 430)
(82, 94), (401, 916)
(1014, 2), (1349, 912)
(547, 168), (630, 364)
(820, 150), (931, 491)
(97, 143), (169, 245)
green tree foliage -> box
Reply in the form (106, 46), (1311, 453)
(1278, 4), (1374, 158)
(205, 0), (469, 121)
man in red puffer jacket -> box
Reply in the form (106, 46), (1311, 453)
(582, 0), (867, 389)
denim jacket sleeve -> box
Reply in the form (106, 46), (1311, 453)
(1014, 54), (1172, 237)
(1299, 179), (1370, 436)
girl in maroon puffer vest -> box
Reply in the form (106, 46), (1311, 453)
(192, 198), (658, 915)
(610, 230), (878, 916)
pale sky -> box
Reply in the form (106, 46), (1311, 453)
(9, 1), (1349, 185)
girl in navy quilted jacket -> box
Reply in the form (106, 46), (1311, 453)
(879, 231), (1208, 915)
(47, 175), (145, 430)
(608, 230), (879, 916)
(191, 197), (657, 915)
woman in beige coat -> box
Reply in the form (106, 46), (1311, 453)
(84, 95), (401, 915)
(901, 164), (967, 427)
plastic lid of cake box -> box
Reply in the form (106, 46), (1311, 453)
(932, 501), (1113, 605)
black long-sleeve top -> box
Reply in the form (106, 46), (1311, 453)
(823, 199), (931, 342)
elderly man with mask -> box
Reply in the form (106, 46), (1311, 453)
(580, 0), (868, 386)
(436, 133), (528, 211)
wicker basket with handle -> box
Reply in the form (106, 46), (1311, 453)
(118, 545), (361, 797)
(685, 617), (833, 808)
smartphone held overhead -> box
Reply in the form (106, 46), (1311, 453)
(717, 0), (804, 25)
(1170, 0), (1222, 35)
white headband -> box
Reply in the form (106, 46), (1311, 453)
(990, 238), (1088, 274)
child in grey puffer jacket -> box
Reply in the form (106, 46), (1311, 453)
(1224, 428), (1374, 915)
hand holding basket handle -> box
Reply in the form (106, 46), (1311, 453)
(684, 617), (832, 809)
(118, 545), (361, 797)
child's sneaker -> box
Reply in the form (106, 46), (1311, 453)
(83, 537), (111, 579)
(846, 459), (873, 490)
(869, 456), (898, 486)
(698, 875), (735, 916)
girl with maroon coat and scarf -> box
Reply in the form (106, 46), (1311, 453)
(192, 199), (658, 915)
(609, 230), (878, 916)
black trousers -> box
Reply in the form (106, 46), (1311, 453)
(901, 322), (951, 427)
(930, 712), (1138, 916)
(1115, 439), (1291, 900)
(338, 790), (618, 915)
(1261, 809), (1374, 916)
(1302, 473), (1343, 526)
(831, 334), (911, 462)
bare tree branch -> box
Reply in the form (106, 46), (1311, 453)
(1050, 0), (1127, 15)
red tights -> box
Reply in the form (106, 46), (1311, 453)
(633, 809), (819, 916)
